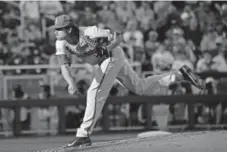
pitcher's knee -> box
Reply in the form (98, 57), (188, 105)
(133, 81), (149, 96)
(87, 87), (97, 100)
(134, 87), (145, 96)
(159, 74), (176, 86)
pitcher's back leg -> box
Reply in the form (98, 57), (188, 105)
(116, 61), (204, 96)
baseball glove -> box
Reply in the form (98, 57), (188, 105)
(81, 36), (109, 57)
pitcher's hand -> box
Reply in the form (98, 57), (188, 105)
(68, 84), (79, 95)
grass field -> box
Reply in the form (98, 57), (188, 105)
(1, 131), (227, 152)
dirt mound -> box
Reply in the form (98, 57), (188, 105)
(73, 131), (227, 152)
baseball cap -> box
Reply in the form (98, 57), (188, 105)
(49, 14), (74, 30)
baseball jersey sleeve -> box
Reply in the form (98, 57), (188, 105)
(83, 26), (113, 40)
(55, 40), (71, 66)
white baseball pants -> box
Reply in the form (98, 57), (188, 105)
(76, 46), (180, 137)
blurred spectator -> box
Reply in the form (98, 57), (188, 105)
(30, 56), (46, 74)
(123, 19), (144, 48)
(97, 3), (121, 31)
(24, 24), (42, 42)
(0, 108), (14, 137)
(37, 81), (58, 135)
(80, 7), (97, 26)
(133, 46), (145, 64)
(115, 1), (134, 25)
(183, 40), (197, 63)
(195, 1), (216, 32)
(152, 44), (174, 72)
(0, 41), (11, 65)
(23, 1), (40, 21)
(215, 20), (227, 38)
(196, 52), (214, 73)
(172, 50), (194, 71)
(12, 84), (30, 131)
(154, 1), (176, 20)
(200, 26), (219, 52)
(135, 2), (155, 31)
(145, 30), (160, 58)
(40, 1), (63, 15)
(12, 84), (27, 100)
(171, 37), (196, 63)
(181, 5), (202, 46)
(212, 40), (227, 72)
(181, 4), (198, 31)
(2, 6), (20, 30)
(2, 84), (28, 136)
(9, 56), (26, 75)
(171, 28), (185, 43)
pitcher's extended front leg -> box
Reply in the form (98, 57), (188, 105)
(64, 47), (125, 148)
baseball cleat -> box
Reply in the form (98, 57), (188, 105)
(64, 137), (91, 148)
(179, 65), (205, 90)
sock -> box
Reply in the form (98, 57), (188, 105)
(159, 70), (183, 86)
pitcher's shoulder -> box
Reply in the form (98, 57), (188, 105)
(55, 40), (68, 48)
(55, 40), (68, 55)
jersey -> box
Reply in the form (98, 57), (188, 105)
(55, 26), (113, 65)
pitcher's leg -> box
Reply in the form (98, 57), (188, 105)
(117, 61), (204, 96)
(76, 48), (125, 139)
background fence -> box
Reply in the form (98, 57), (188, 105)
(0, 94), (227, 137)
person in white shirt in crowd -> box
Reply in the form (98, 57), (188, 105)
(151, 44), (175, 73)
(212, 39), (227, 72)
(196, 52), (214, 73)
(169, 28), (196, 64)
(123, 19), (144, 48)
(172, 37), (197, 64)
(172, 50), (194, 71)
(197, 37), (227, 73)
(200, 26), (219, 52)
(172, 28), (185, 42)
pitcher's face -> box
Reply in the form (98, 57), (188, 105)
(55, 28), (69, 40)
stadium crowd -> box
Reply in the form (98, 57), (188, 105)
(0, 1), (227, 72)
(1, 1), (227, 136)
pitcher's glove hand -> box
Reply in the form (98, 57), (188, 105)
(94, 45), (108, 57)
(82, 36), (109, 57)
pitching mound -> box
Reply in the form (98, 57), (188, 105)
(69, 131), (227, 152)
(2, 131), (227, 152)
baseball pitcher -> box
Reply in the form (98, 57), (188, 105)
(50, 15), (204, 148)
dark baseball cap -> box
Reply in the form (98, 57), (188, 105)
(49, 14), (74, 30)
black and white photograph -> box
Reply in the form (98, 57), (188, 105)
(0, 0), (227, 152)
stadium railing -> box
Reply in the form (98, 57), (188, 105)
(0, 94), (227, 136)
